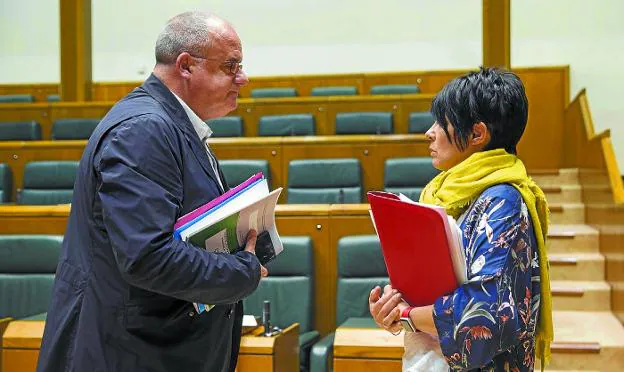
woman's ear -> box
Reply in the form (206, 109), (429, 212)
(471, 122), (491, 148)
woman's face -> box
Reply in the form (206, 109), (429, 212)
(425, 121), (481, 171)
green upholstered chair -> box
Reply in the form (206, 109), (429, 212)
(258, 114), (315, 136)
(287, 159), (361, 204)
(207, 116), (244, 137)
(243, 236), (318, 372)
(384, 157), (439, 201)
(0, 94), (35, 103)
(310, 86), (358, 96)
(0, 121), (42, 141)
(219, 159), (271, 189)
(251, 88), (297, 98)
(408, 111), (434, 133)
(369, 84), (420, 95)
(47, 94), (61, 102)
(335, 112), (393, 135)
(310, 235), (389, 372)
(0, 235), (63, 320)
(51, 118), (100, 140)
(18, 161), (79, 205)
(0, 163), (13, 203)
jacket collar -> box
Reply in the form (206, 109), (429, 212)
(139, 73), (223, 193)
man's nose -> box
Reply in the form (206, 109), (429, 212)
(235, 69), (249, 87)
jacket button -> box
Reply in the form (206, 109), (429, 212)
(227, 308), (233, 318)
(188, 311), (195, 317)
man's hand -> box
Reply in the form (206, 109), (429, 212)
(243, 230), (268, 277)
(369, 284), (403, 334)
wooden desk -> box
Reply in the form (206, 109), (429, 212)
(1, 320), (44, 372)
(333, 321), (403, 372)
(1, 320), (299, 372)
(237, 323), (300, 372)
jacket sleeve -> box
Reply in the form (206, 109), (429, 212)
(431, 189), (540, 370)
(95, 115), (261, 305)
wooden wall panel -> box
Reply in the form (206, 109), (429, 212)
(0, 84), (58, 103)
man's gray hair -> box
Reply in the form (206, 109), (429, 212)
(155, 11), (218, 64)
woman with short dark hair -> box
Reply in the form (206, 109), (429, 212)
(369, 67), (552, 371)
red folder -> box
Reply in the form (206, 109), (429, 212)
(367, 191), (462, 307)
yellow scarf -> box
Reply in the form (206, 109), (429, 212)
(420, 149), (553, 366)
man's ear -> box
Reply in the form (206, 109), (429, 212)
(175, 53), (193, 78)
(471, 122), (491, 148)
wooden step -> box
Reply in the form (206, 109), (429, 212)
(549, 253), (605, 281)
(536, 311), (624, 370)
(550, 203), (585, 224)
(542, 185), (583, 204)
(551, 280), (611, 311)
(582, 185), (614, 204)
(547, 224), (599, 254)
(531, 169), (580, 187)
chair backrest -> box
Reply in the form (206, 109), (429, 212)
(384, 157), (439, 201)
(409, 111), (434, 133)
(0, 235), (63, 319)
(287, 158), (361, 204)
(207, 116), (244, 137)
(335, 112), (393, 134)
(258, 114), (315, 136)
(47, 94), (61, 102)
(0, 163), (13, 203)
(369, 84), (420, 95)
(336, 235), (388, 326)
(251, 88), (297, 98)
(18, 161), (79, 205)
(219, 159), (271, 189)
(0, 121), (42, 141)
(311, 86), (358, 96)
(0, 94), (34, 103)
(243, 236), (314, 332)
(51, 118), (100, 140)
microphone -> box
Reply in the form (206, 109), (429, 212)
(262, 300), (272, 336)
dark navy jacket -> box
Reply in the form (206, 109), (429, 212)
(37, 74), (262, 372)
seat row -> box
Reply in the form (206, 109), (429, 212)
(0, 111), (434, 141)
(0, 233), (387, 372)
(0, 157), (439, 204)
(0, 84), (420, 103)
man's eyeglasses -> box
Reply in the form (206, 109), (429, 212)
(188, 54), (243, 76)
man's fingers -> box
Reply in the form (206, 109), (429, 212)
(379, 292), (402, 319)
(260, 265), (268, 277)
(369, 286), (381, 305)
(243, 230), (258, 254)
(383, 307), (401, 328)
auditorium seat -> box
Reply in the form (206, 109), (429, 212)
(251, 87), (297, 98)
(47, 94), (61, 102)
(287, 159), (361, 203)
(0, 235), (63, 320)
(18, 161), (79, 205)
(0, 163), (12, 203)
(310, 235), (388, 372)
(258, 114), (315, 136)
(369, 84), (420, 95)
(0, 94), (34, 103)
(219, 159), (271, 189)
(243, 236), (318, 372)
(384, 157), (439, 201)
(207, 116), (244, 137)
(0, 121), (42, 140)
(335, 112), (393, 134)
(51, 118), (100, 140)
(408, 111), (434, 133)
(310, 86), (358, 96)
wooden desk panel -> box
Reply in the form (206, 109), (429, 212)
(333, 325), (403, 372)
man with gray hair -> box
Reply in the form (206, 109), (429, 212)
(37, 12), (264, 372)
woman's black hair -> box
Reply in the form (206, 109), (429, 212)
(430, 67), (529, 154)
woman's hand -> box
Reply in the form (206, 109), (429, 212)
(369, 284), (403, 334)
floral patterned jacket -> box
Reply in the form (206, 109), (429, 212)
(433, 184), (541, 371)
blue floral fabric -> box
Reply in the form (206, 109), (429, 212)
(433, 184), (541, 371)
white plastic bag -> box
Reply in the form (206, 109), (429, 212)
(402, 332), (449, 372)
